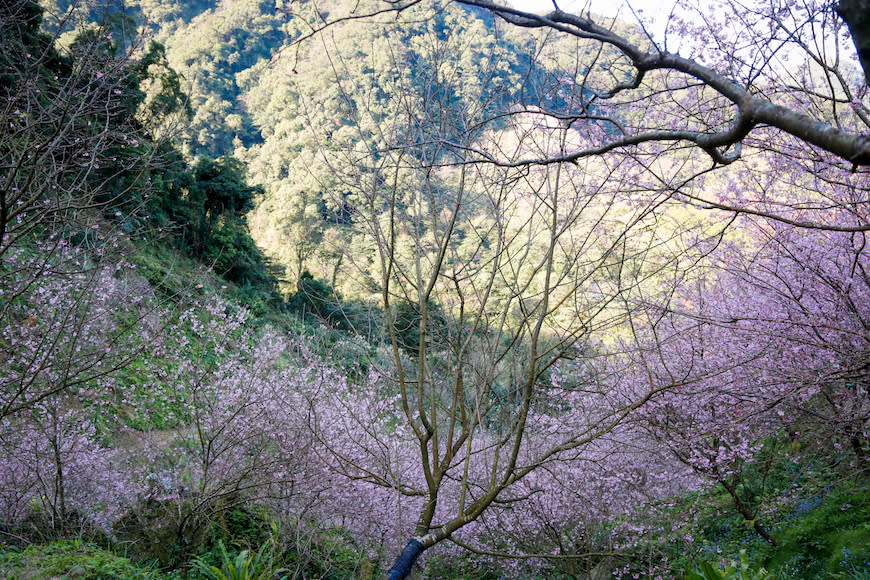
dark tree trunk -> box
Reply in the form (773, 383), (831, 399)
(719, 480), (779, 547)
(386, 539), (425, 580)
(837, 0), (870, 85)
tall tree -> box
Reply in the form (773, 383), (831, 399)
(292, 10), (738, 576)
(278, 1), (870, 576)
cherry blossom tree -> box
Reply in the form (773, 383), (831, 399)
(457, 0), (868, 166)
(0, 0), (182, 419)
(837, 0), (870, 84)
(4, 0), (865, 574)
(0, 240), (168, 534)
(105, 301), (332, 560)
(0, 0), (189, 539)
(279, 12), (754, 576)
(637, 209), (869, 547)
(274, 1), (870, 575)
(0, 397), (137, 535)
(0, 0), (159, 258)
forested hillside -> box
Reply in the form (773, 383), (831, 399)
(1, 0), (869, 578)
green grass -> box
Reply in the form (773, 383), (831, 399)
(0, 539), (179, 580)
(764, 484), (870, 577)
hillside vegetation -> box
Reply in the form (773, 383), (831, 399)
(1, 0), (869, 578)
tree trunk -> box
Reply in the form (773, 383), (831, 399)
(837, 0), (870, 85)
(719, 480), (779, 547)
(386, 539), (425, 580)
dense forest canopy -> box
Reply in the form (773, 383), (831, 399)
(0, 0), (869, 578)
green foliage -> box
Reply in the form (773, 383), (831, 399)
(115, 501), (270, 569)
(763, 483), (870, 577)
(14, 1), (282, 309)
(191, 540), (285, 580)
(204, 508), (273, 555)
(183, 157), (280, 301)
(685, 551), (773, 580)
(0, 1), (69, 94)
(125, 152), (282, 311)
(135, 41), (193, 128)
(114, 499), (198, 567)
(288, 271), (356, 330)
(135, 0), (213, 28)
(634, 449), (870, 580)
(189, 516), (369, 580)
(280, 525), (373, 580)
(145, 0), (283, 157)
(391, 299), (448, 358)
(423, 553), (503, 580)
(194, 157), (259, 216)
(128, 241), (198, 297)
(0, 539), (177, 580)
